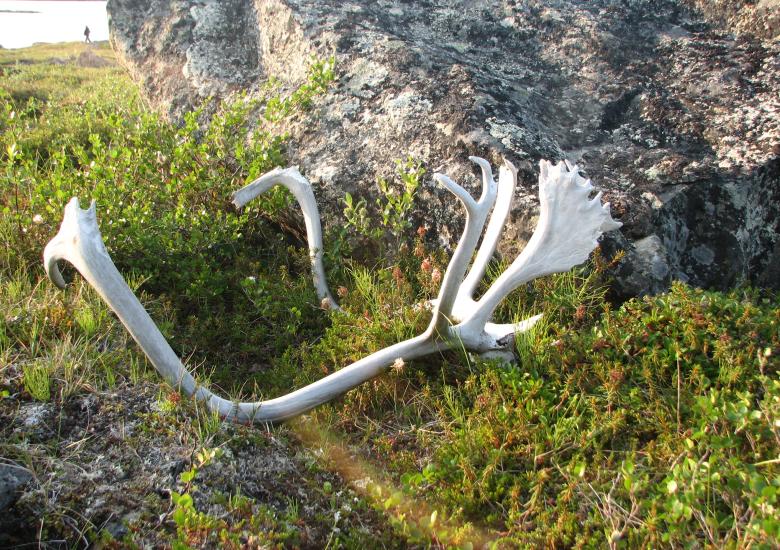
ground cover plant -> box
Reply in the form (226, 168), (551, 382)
(0, 42), (404, 547)
(1, 42), (778, 548)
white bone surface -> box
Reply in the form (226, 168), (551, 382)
(232, 166), (340, 311)
(44, 157), (620, 423)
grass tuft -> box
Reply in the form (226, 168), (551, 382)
(1, 42), (777, 549)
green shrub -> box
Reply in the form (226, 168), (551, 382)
(402, 283), (779, 547)
(1, 48), (337, 391)
(2, 43), (778, 550)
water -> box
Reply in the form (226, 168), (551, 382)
(0, 1), (108, 49)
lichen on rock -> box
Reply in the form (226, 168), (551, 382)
(108, 0), (780, 297)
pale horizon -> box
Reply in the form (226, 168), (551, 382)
(0, 0), (109, 49)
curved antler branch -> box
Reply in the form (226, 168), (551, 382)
(453, 159), (517, 321)
(429, 157), (497, 332)
(459, 159), (622, 337)
(43, 198), (450, 423)
(44, 199), (207, 404)
(232, 166), (340, 311)
(43, 156), (622, 423)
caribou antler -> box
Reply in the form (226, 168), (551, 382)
(232, 166), (340, 311)
(448, 158), (622, 350)
(44, 157), (620, 423)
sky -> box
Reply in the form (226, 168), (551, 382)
(0, 1), (109, 49)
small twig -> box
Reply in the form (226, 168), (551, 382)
(60, 513), (90, 548)
(753, 456), (780, 466)
(7, 541), (67, 549)
(676, 347), (682, 433)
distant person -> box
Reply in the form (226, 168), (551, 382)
(84, 26), (91, 44)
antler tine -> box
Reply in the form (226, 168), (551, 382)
(232, 167), (341, 312)
(432, 172), (477, 211)
(454, 158), (516, 317)
(482, 314), (543, 344)
(428, 168), (496, 333)
(468, 156), (497, 204)
(463, 159), (622, 333)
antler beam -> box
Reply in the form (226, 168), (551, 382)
(44, 157), (620, 423)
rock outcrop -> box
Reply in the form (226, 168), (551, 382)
(684, 0), (780, 41)
(0, 463), (32, 511)
(107, 0), (780, 297)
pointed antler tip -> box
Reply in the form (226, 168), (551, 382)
(286, 166), (305, 179)
(61, 197), (98, 226)
(602, 203), (623, 229)
(64, 196), (81, 213)
(564, 159), (579, 172)
(501, 158), (517, 173)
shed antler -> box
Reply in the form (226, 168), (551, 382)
(44, 157), (620, 423)
(232, 166), (341, 312)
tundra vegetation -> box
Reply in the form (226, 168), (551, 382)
(1, 43), (778, 548)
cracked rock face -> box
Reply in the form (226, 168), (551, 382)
(108, 0), (263, 113)
(107, 0), (780, 298)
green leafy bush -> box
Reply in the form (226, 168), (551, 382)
(393, 283), (779, 547)
(1, 49), (339, 390)
(344, 156), (426, 245)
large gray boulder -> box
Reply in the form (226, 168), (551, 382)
(107, 0), (780, 298)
